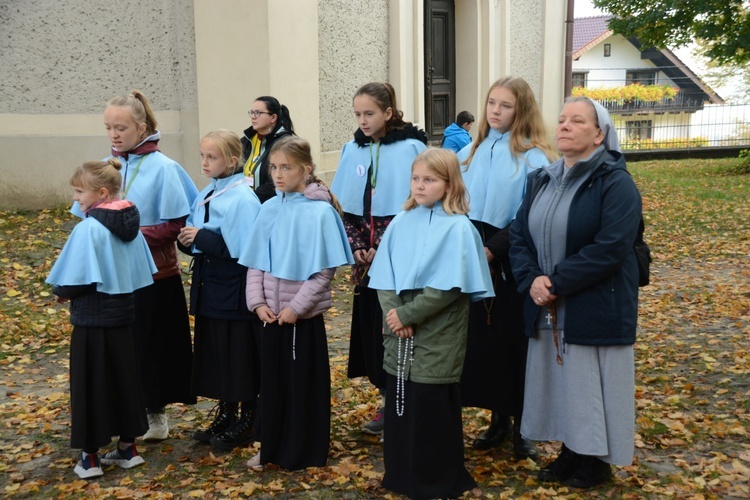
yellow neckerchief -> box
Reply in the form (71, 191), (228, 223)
(243, 134), (264, 177)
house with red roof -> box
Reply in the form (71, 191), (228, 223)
(572, 15), (724, 149)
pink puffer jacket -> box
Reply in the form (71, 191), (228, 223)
(245, 267), (335, 319)
(245, 183), (340, 319)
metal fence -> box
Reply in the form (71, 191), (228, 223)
(573, 68), (750, 153)
(600, 103), (750, 151)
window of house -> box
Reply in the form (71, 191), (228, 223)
(626, 71), (657, 85)
(572, 72), (588, 88)
(626, 120), (653, 140)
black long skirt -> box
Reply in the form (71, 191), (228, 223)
(459, 276), (528, 415)
(190, 315), (260, 402)
(256, 316), (330, 470)
(382, 374), (476, 500)
(133, 275), (196, 408)
(70, 325), (148, 450)
(346, 284), (386, 390)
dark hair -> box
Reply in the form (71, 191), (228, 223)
(456, 111), (474, 126)
(353, 82), (407, 133)
(254, 96), (295, 135)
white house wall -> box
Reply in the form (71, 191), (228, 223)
(574, 34), (677, 89)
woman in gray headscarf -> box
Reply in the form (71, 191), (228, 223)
(509, 97), (642, 488)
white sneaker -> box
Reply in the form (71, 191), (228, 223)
(74, 453), (103, 479)
(247, 451), (264, 471)
(100, 443), (145, 469)
(143, 412), (169, 441)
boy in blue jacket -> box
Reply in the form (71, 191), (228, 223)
(441, 111), (474, 152)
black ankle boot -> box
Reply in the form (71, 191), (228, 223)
(538, 444), (582, 482)
(472, 413), (511, 450)
(194, 401), (238, 443)
(512, 417), (538, 460)
(562, 455), (612, 488)
(210, 406), (255, 451)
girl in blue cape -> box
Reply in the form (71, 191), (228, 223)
(98, 90), (199, 441)
(458, 77), (557, 458)
(330, 82), (427, 435)
(47, 159), (157, 479)
(368, 148), (493, 500)
(176, 130), (261, 452)
(240, 136), (354, 471)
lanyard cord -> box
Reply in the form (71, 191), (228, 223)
(369, 142), (381, 190)
(123, 154), (150, 197)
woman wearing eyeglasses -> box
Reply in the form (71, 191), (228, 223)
(241, 97), (296, 203)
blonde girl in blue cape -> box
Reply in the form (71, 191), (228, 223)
(368, 148), (493, 499)
(176, 130), (262, 452)
(100, 90), (199, 440)
(48, 159), (157, 479)
(458, 76), (557, 457)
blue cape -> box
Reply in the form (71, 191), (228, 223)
(46, 217), (157, 294)
(459, 129), (550, 228)
(72, 151), (199, 225)
(187, 173), (261, 258)
(238, 190), (354, 281)
(368, 202), (494, 301)
(331, 138), (426, 216)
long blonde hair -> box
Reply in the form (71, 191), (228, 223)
(268, 136), (343, 215)
(462, 76), (556, 169)
(403, 148), (469, 215)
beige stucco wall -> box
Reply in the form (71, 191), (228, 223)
(193, 0), (326, 185)
(317, 0), (390, 182)
(449, 0), (566, 143)
(0, 0), (199, 209)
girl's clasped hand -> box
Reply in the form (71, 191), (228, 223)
(255, 304), (298, 325)
(385, 309), (413, 338)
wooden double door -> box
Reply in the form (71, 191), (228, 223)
(424, 0), (456, 143)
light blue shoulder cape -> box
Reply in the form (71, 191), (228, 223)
(238, 190), (354, 281)
(72, 151), (199, 225)
(368, 202), (494, 301)
(187, 173), (260, 258)
(331, 138), (426, 216)
(459, 129), (550, 228)
(46, 217), (157, 294)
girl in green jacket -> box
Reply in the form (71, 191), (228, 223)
(368, 148), (493, 499)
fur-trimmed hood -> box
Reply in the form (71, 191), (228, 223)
(353, 123), (428, 147)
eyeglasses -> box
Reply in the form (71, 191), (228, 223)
(248, 110), (271, 118)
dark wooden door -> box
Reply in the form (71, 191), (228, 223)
(424, 0), (456, 143)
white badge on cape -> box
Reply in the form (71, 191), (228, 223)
(356, 164), (366, 177)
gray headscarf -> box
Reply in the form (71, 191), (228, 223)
(586, 97), (621, 153)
